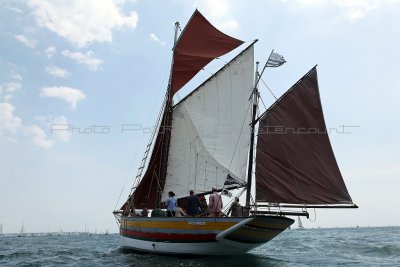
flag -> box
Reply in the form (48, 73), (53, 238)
(221, 189), (232, 198)
(224, 174), (246, 186)
(266, 50), (286, 68)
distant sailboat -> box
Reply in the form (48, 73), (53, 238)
(0, 223), (3, 236)
(298, 216), (304, 230)
(113, 9), (357, 255)
(17, 224), (25, 237)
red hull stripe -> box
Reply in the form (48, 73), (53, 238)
(121, 229), (216, 242)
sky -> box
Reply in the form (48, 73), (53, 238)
(1, 0), (399, 234)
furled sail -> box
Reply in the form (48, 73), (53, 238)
(171, 10), (244, 95)
(255, 67), (353, 205)
(162, 44), (255, 201)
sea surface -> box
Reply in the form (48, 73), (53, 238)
(0, 227), (399, 266)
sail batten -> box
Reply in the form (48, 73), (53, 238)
(255, 67), (353, 205)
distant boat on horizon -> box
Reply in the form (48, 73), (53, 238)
(298, 216), (304, 230)
(57, 228), (63, 236)
(47, 225), (53, 236)
(17, 224), (25, 237)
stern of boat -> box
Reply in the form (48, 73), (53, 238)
(217, 215), (294, 246)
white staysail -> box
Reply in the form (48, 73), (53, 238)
(162, 45), (254, 200)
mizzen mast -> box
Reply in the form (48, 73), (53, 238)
(245, 61), (260, 211)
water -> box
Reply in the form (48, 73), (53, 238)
(0, 227), (399, 266)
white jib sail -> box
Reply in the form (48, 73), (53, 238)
(162, 45), (254, 201)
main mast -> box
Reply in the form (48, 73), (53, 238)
(245, 61), (260, 211)
(155, 21), (181, 208)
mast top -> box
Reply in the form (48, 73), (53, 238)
(173, 22), (180, 47)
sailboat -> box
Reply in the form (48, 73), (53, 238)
(113, 10), (357, 255)
(298, 216), (304, 230)
(17, 224), (25, 237)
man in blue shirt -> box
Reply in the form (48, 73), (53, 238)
(165, 191), (177, 217)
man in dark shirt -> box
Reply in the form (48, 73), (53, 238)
(186, 190), (202, 216)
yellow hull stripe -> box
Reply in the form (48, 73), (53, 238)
(123, 220), (237, 231)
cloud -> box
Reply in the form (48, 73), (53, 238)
(279, 0), (389, 22)
(0, 103), (67, 148)
(35, 115), (71, 142)
(13, 34), (37, 48)
(50, 116), (71, 142)
(0, 102), (22, 134)
(40, 86), (86, 110)
(149, 33), (166, 46)
(10, 71), (23, 82)
(44, 46), (56, 58)
(4, 95), (13, 102)
(27, 0), (139, 47)
(204, 0), (229, 18)
(9, 7), (24, 13)
(195, 0), (240, 32)
(25, 124), (54, 149)
(46, 66), (70, 78)
(335, 0), (380, 21)
(0, 81), (22, 102)
(61, 50), (103, 71)
(3, 82), (22, 93)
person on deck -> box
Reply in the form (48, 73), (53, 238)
(140, 206), (149, 217)
(227, 197), (242, 217)
(208, 187), (223, 217)
(175, 207), (187, 217)
(186, 190), (202, 216)
(165, 191), (177, 217)
(199, 195), (208, 216)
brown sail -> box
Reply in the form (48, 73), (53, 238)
(131, 103), (172, 209)
(255, 67), (353, 205)
(171, 10), (243, 95)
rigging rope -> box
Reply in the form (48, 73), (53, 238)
(260, 77), (278, 100)
(308, 208), (317, 222)
(259, 95), (268, 111)
(226, 99), (252, 176)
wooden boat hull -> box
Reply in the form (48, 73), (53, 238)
(119, 215), (294, 255)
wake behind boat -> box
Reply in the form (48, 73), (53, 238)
(113, 10), (357, 256)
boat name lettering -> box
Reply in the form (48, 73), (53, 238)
(188, 222), (206, 225)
